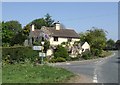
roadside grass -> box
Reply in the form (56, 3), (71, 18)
(100, 51), (113, 58)
(2, 63), (74, 83)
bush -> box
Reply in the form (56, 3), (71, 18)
(54, 45), (69, 60)
(2, 46), (39, 64)
(91, 48), (102, 56)
(82, 51), (92, 60)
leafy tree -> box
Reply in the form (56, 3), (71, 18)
(30, 13), (54, 29)
(5, 20), (22, 33)
(31, 18), (46, 29)
(2, 20), (23, 46)
(10, 31), (27, 46)
(115, 40), (120, 50)
(106, 39), (115, 50)
(23, 24), (31, 36)
(2, 21), (14, 46)
(79, 27), (107, 56)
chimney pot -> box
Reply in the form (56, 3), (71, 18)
(55, 21), (60, 30)
(32, 24), (34, 31)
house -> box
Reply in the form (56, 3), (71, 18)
(26, 22), (90, 57)
(30, 22), (80, 46)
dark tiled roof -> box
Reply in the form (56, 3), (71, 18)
(41, 27), (80, 38)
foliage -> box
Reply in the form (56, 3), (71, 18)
(31, 13), (54, 29)
(43, 40), (50, 52)
(81, 50), (92, 60)
(54, 45), (69, 60)
(3, 64), (74, 83)
(44, 13), (54, 27)
(23, 24), (31, 36)
(49, 57), (66, 63)
(68, 56), (80, 61)
(2, 22), (14, 45)
(2, 47), (39, 64)
(99, 51), (112, 58)
(2, 21), (22, 46)
(10, 31), (27, 46)
(4, 20), (22, 33)
(115, 40), (120, 50)
(33, 40), (50, 53)
(0, 22), (2, 45)
(31, 18), (46, 29)
(79, 27), (107, 56)
(105, 39), (115, 50)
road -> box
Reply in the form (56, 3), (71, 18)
(50, 51), (119, 83)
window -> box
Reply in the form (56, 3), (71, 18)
(68, 38), (72, 42)
(54, 37), (58, 41)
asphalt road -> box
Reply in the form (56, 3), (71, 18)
(51, 51), (119, 83)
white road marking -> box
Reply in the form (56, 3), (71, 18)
(93, 69), (98, 83)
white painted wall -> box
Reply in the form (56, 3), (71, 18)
(49, 37), (80, 46)
(82, 42), (90, 52)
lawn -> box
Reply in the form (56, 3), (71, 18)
(2, 63), (74, 83)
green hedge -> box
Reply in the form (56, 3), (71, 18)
(2, 46), (39, 64)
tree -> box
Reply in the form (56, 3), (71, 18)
(44, 13), (54, 27)
(30, 13), (54, 29)
(106, 39), (115, 50)
(79, 27), (107, 56)
(5, 20), (22, 33)
(31, 18), (46, 29)
(10, 31), (27, 46)
(23, 24), (31, 36)
(2, 20), (22, 46)
(115, 40), (120, 50)
(2, 21), (14, 46)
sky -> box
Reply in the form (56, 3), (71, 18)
(2, 2), (118, 41)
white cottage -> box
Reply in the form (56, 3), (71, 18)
(30, 22), (80, 46)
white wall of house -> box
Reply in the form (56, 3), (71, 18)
(49, 37), (80, 46)
(70, 38), (80, 45)
(82, 42), (90, 52)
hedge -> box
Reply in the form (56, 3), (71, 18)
(2, 46), (39, 64)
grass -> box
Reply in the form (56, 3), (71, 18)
(2, 63), (74, 83)
(100, 51), (112, 58)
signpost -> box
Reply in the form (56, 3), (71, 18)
(33, 45), (45, 64)
(33, 46), (42, 50)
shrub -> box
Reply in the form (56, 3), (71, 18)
(2, 46), (39, 64)
(82, 51), (92, 60)
(54, 45), (69, 60)
(91, 48), (102, 56)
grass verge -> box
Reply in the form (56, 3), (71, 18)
(100, 51), (113, 58)
(2, 63), (74, 83)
